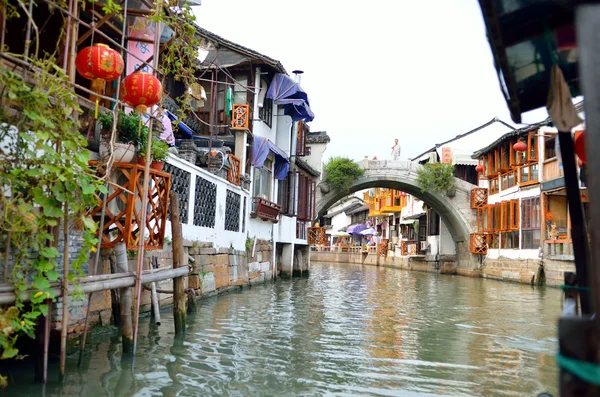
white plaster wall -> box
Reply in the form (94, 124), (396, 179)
(275, 119), (293, 157)
(440, 220), (456, 255)
(487, 248), (540, 260)
(305, 143), (327, 177)
(163, 154), (248, 251)
(327, 213), (351, 235)
(427, 236), (439, 256)
(249, 218), (273, 242)
(276, 108), (294, 156)
(278, 215), (297, 243)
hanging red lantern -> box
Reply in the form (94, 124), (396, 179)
(475, 164), (484, 173)
(75, 44), (124, 118)
(574, 130), (586, 164)
(121, 72), (162, 115)
(513, 140), (527, 152)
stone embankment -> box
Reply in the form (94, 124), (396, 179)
(61, 239), (274, 337)
(311, 250), (574, 287)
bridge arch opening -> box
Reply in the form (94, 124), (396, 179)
(315, 161), (477, 265)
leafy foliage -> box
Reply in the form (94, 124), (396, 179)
(98, 110), (146, 145)
(323, 157), (365, 194)
(138, 132), (170, 162)
(416, 163), (456, 194)
(0, 58), (104, 373)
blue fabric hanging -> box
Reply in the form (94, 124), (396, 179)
(266, 73), (315, 122)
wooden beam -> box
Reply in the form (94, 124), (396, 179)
(171, 192), (186, 335)
(76, 12), (114, 46)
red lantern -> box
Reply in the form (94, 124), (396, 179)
(75, 44), (124, 117)
(574, 130), (586, 164)
(121, 72), (162, 114)
(513, 140), (527, 152)
(475, 164), (484, 172)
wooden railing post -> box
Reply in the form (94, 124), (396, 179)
(170, 192), (186, 335)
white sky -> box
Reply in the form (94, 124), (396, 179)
(195, 0), (549, 162)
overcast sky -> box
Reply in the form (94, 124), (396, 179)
(195, 0), (548, 162)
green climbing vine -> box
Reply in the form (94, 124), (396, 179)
(0, 57), (104, 379)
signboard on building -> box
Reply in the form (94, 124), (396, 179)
(442, 147), (452, 164)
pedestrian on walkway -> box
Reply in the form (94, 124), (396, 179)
(391, 138), (401, 160)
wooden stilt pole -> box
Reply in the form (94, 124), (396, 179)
(150, 257), (161, 326)
(115, 243), (133, 353)
(60, 204), (69, 379)
(170, 193), (186, 334)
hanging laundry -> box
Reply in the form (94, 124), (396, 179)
(226, 86), (234, 117)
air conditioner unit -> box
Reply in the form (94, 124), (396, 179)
(420, 241), (429, 251)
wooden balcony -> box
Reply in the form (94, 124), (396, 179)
(543, 158), (563, 181)
(470, 233), (488, 255)
(251, 197), (282, 223)
(308, 227), (327, 245)
(88, 162), (171, 250)
(470, 188), (488, 209)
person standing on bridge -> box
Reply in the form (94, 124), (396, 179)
(391, 138), (401, 160)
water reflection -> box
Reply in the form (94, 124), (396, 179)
(1, 262), (560, 396)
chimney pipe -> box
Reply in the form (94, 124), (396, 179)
(292, 70), (304, 84)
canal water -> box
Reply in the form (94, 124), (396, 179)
(2, 262), (561, 397)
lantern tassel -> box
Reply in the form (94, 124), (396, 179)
(94, 96), (99, 119)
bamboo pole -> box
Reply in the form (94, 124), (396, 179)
(171, 192), (186, 334)
(59, 203), (69, 379)
(131, 15), (162, 359)
(0, 266), (190, 304)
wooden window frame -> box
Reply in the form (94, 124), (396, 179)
(509, 139), (519, 167)
(500, 201), (510, 231)
(528, 131), (538, 163)
(510, 199), (519, 230)
(521, 197), (541, 249)
(489, 177), (499, 195)
(519, 163), (539, 186)
(500, 170), (517, 190)
(500, 142), (511, 171)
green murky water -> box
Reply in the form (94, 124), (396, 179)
(1, 262), (561, 396)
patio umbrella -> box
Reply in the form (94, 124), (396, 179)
(360, 228), (377, 236)
(334, 232), (351, 237)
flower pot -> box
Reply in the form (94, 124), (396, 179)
(446, 187), (456, 197)
(137, 157), (165, 171)
(100, 142), (136, 163)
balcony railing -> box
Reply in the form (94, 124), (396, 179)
(544, 239), (573, 257)
(401, 240), (418, 256)
(88, 162), (171, 250)
(251, 197), (282, 223)
(227, 154), (241, 186)
(308, 227), (327, 245)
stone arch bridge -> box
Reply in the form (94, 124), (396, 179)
(315, 160), (478, 266)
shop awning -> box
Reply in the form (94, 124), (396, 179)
(266, 73), (315, 122)
(252, 136), (289, 180)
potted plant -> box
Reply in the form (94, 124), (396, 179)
(98, 111), (145, 163)
(138, 131), (170, 171)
